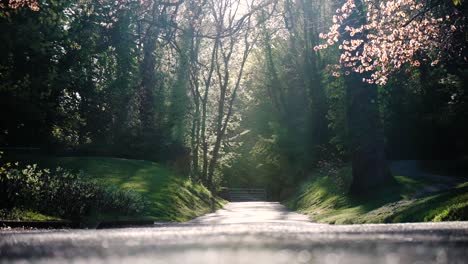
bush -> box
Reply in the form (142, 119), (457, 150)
(0, 162), (149, 220)
(432, 201), (468, 222)
(316, 160), (352, 193)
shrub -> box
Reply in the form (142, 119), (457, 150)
(316, 159), (352, 193)
(432, 202), (468, 222)
(0, 162), (149, 220)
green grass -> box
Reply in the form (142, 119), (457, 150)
(43, 157), (172, 197)
(286, 166), (468, 224)
(0, 208), (62, 221)
(4, 156), (225, 222)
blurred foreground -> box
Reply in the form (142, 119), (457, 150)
(1, 202), (467, 264)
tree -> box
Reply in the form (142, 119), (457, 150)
(316, 0), (466, 193)
(180, 0), (274, 188)
(0, 0), (39, 10)
(220, 0), (339, 197)
(316, 0), (466, 85)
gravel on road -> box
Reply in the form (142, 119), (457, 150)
(1, 202), (468, 264)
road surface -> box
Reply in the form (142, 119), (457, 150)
(1, 202), (468, 264)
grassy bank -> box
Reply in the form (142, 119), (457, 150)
(2, 156), (225, 222)
(286, 166), (468, 224)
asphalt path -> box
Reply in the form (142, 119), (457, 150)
(1, 202), (468, 264)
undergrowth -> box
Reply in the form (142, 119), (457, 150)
(287, 164), (468, 224)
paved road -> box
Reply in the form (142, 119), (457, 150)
(1, 202), (468, 264)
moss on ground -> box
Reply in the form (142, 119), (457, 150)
(286, 166), (468, 224)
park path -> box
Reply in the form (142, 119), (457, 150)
(190, 202), (310, 224)
(1, 202), (468, 264)
(390, 160), (465, 196)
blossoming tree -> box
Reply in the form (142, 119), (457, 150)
(314, 0), (466, 193)
(0, 0), (39, 10)
(316, 0), (465, 85)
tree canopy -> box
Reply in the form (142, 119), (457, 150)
(1, 0), (467, 195)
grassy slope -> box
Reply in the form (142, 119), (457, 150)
(11, 156), (224, 222)
(286, 166), (468, 224)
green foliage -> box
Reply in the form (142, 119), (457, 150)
(1, 0), (467, 195)
(0, 0), (184, 162)
(56, 156), (225, 222)
(150, 178), (225, 222)
(169, 28), (192, 145)
(381, 65), (468, 160)
(0, 208), (60, 221)
(3, 156), (224, 222)
(41, 157), (172, 194)
(0, 163), (148, 220)
(323, 67), (348, 157)
(433, 201), (468, 221)
(389, 184), (468, 222)
(288, 166), (468, 224)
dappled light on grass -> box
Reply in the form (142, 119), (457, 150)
(48, 157), (170, 195)
(0, 156), (224, 222)
(289, 163), (468, 224)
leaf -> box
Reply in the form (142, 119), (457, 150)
(453, 0), (462, 6)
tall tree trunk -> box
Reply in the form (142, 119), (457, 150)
(170, 27), (192, 144)
(345, 0), (392, 195)
(200, 38), (219, 185)
(302, 0), (328, 163)
(261, 18), (286, 116)
(189, 33), (202, 181)
(207, 31), (252, 189)
(346, 72), (391, 194)
(190, 89), (200, 180)
(139, 22), (160, 138)
(206, 44), (231, 189)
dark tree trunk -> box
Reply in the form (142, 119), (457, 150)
(345, 0), (392, 195)
(139, 26), (158, 133)
(302, 0), (329, 163)
(346, 73), (392, 194)
(200, 38), (219, 186)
